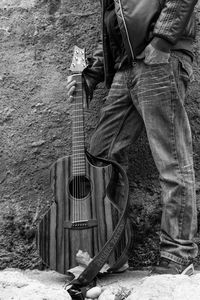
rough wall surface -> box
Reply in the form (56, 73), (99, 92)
(0, 0), (200, 270)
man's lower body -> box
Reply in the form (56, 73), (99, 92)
(89, 51), (198, 274)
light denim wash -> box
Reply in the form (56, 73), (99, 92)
(89, 51), (198, 265)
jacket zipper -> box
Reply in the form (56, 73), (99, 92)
(102, 0), (107, 80)
(117, 0), (135, 59)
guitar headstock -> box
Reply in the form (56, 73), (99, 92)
(69, 46), (87, 73)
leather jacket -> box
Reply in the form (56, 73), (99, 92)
(83, 0), (198, 90)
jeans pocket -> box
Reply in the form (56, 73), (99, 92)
(178, 57), (194, 86)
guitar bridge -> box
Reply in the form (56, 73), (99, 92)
(64, 219), (98, 229)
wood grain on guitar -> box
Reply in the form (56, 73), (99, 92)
(37, 46), (125, 274)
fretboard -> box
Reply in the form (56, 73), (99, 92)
(71, 74), (86, 175)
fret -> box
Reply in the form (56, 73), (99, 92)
(73, 129), (84, 132)
(72, 151), (84, 153)
(72, 105), (83, 109)
(72, 141), (84, 144)
(72, 146), (85, 149)
(72, 109), (84, 113)
(72, 166), (86, 169)
(72, 147), (84, 150)
(72, 172), (86, 176)
(72, 140), (84, 143)
(72, 158), (85, 161)
(72, 172), (86, 175)
(73, 126), (84, 129)
(72, 101), (83, 104)
(74, 148), (85, 156)
(72, 169), (86, 172)
(72, 165), (86, 168)
(72, 100), (83, 104)
(73, 130), (85, 137)
(72, 132), (84, 134)
(73, 135), (84, 138)
(74, 147), (84, 152)
(72, 167), (86, 169)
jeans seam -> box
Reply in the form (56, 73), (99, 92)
(107, 70), (134, 158)
(170, 67), (186, 239)
(108, 105), (133, 158)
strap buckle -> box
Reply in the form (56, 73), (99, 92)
(67, 286), (86, 300)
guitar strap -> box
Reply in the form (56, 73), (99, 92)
(67, 151), (131, 299)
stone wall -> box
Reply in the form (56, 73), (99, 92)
(0, 0), (200, 270)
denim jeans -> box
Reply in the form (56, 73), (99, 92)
(89, 51), (198, 265)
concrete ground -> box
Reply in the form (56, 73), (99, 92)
(1, 268), (200, 299)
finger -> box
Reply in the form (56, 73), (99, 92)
(68, 95), (73, 102)
(67, 75), (73, 83)
(82, 89), (88, 109)
(67, 82), (76, 97)
(67, 79), (76, 91)
(67, 86), (76, 100)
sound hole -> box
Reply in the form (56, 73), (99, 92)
(69, 176), (91, 199)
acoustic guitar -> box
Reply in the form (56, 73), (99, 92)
(37, 46), (127, 274)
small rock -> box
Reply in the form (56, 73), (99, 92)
(86, 286), (102, 299)
(30, 140), (45, 147)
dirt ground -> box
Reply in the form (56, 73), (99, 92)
(1, 0), (200, 273)
(1, 268), (200, 299)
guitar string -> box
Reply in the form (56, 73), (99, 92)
(81, 77), (85, 219)
(77, 75), (79, 222)
(73, 74), (87, 223)
(76, 75), (82, 222)
(79, 76), (81, 221)
(78, 75), (81, 222)
(81, 76), (86, 221)
(74, 75), (78, 223)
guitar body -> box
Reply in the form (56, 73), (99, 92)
(37, 46), (128, 276)
(38, 153), (124, 274)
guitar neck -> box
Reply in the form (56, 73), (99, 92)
(71, 73), (86, 176)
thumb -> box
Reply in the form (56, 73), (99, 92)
(82, 88), (88, 109)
